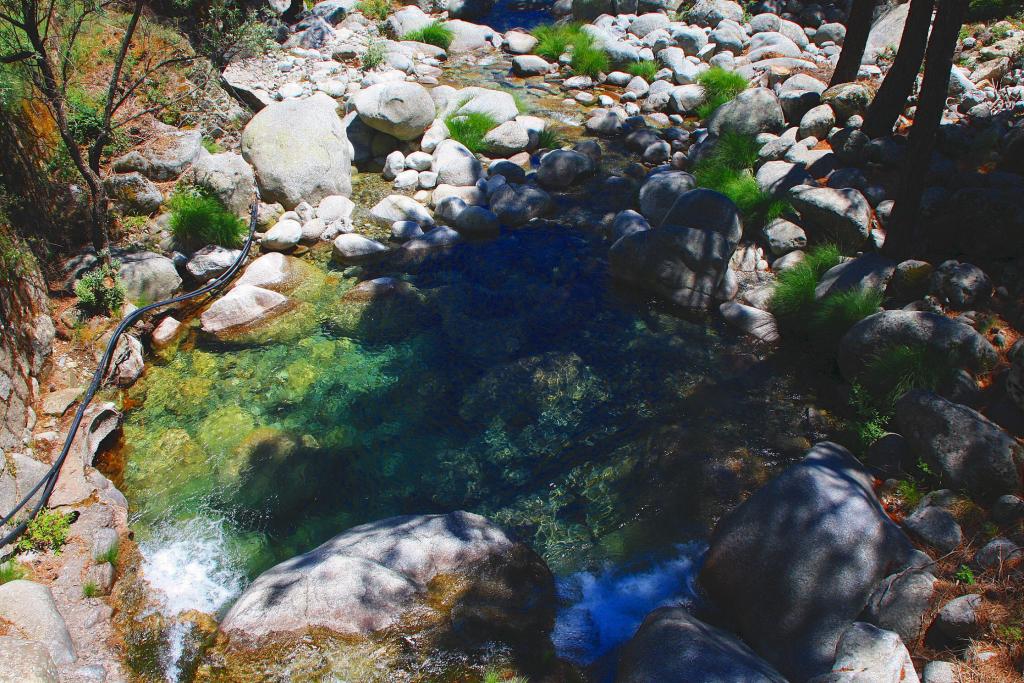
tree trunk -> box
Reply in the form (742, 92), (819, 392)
(882, 0), (968, 260)
(862, 0), (937, 138)
(830, 0), (881, 86)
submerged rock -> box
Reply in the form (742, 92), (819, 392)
(220, 512), (555, 649)
(617, 607), (786, 682)
(200, 284), (292, 338)
(699, 442), (914, 681)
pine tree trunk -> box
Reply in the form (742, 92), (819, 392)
(882, 0), (969, 260)
(830, 0), (881, 86)
(862, 0), (937, 138)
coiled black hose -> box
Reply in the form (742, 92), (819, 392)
(0, 193), (260, 549)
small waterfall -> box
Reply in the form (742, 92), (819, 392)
(138, 516), (245, 682)
(552, 542), (707, 666)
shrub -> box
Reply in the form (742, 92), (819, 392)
(769, 244), (842, 324)
(532, 22), (585, 60)
(627, 59), (659, 80)
(357, 0), (390, 20)
(569, 34), (609, 78)
(895, 479), (924, 507)
(863, 344), (957, 407)
(75, 259), (127, 315)
(167, 189), (247, 248)
(17, 509), (71, 555)
(0, 560), (26, 584)
(807, 288), (883, 350)
(362, 39), (387, 69)
(535, 127), (564, 150)
(696, 67), (748, 120)
(444, 111), (499, 153)
(402, 21), (454, 49)
(66, 87), (105, 145)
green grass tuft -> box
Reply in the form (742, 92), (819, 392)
(357, 0), (390, 20)
(863, 344), (958, 407)
(97, 543), (119, 566)
(695, 67), (748, 120)
(769, 244), (843, 324)
(361, 39), (387, 69)
(691, 131), (790, 226)
(167, 189), (247, 249)
(808, 288), (883, 350)
(444, 111), (500, 153)
(82, 581), (100, 598)
(531, 22), (586, 60)
(627, 59), (659, 80)
(402, 21), (454, 49)
(535, 127), (564, 150)
(569, 34), (609, 78)
(0, 560), (26, 584)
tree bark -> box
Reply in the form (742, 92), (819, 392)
(862, 0), (937, 138)
(882, 0), (968, 260)
(830, 0), (881, 86)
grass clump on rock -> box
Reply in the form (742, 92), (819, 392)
(402, 21), (453, 50)
(532, 22), (586, 60)
(692, 131), (788, 226)
(535, 127), (564, 150)
(0, 560), (26, 584)
(569, 33), (609, 78)
(769, 244), (842, 325)
(807, 288), (883, 351)
(627, 59), (659, 80)
(167, 188), (247, 249)
(17, 509), (71, 555)
(863, 344), (958, 408)
(444, 111), (499, 153)
(696, 67), (749, 119)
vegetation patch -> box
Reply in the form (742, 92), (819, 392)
(0, 560), (26, 584)
(535, 127), (564, 150)
(443, 111), (499, 154)
(531, 22), (586, 61)
(402, 21), (453, 50)
(167, 188), (247, 249)
(691, 131), (789, 226)
(75, 259), (127, 316)
(769, 244), (843, 327)
(361, 39), (387, 69)
(863, 344), (958, 408)
(17, 509), (71, 555)
(696, 67), (749, 120)
(626, 59), (659, 80)
(569, 33), (609, 78)
(357, 0), (391, 21)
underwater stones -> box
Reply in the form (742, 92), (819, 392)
(200, 284), (292, 338)
(220, 512), (555, 648)
(240, 93), (352, 209)
(401, 225), (461, 253)
(895, 390), (1023, 501)
(353, 81), (436, 141)
(0, 581), (76, 666)
(617, 607), (787, 683)
(370, 195), (434, 228)
(609, 222), (735, 309)
(699, 442), (915, 681)
(332, 234), (390, 264)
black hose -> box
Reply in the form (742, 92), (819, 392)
(0, 193), (260, 549)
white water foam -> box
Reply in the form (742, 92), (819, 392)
(552, 542), (707, 666)
(138, 516), (245, 681)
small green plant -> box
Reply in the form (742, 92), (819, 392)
(0, 227), (33, 286)
(627, 59), (659, 80)
(863, 344), (957, 407)
(535, 127), (564, 150)
(82, 581), (100, 598)
(991, 23), (1011, 40)
(502, 87), (531, 114)
(361, 39), (387, 69)
(66, 87), (105, 145)
(0, 560), (26, 584)
(848, 382), (889, 451)
(402, 21), (454, 50)
(954, 564), (976, 585)
(917, 458), (934, 477)
(808, 288), (883, 350)
(482, 671), (528, 683)
(444, 110), (499, 154)
(895, 479), (924, 508)
(769, 244), (843, 324)
(531, 22), (586, 60)
(97, 543), (119, 566)
(201, 137), (223, 154)
(167, 188), (247, 248)
(691, 132), (789, 226)
(995, 623), (1024, 644)
(695, 67), (748, 120)
(74, 259), (127, 316)
(569, 34), (609, 78)
(357, 0), (390, 20)
(17, 509), (71, 555)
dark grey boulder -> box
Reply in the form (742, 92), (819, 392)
(814, 252), (895, 300)
(934, 594), (982, 642)
(838, 311), (996, 388)
(489, 184), (553, 227)
(788, 186), (871, 247)
(930, 260), (992, 310)
(637, 170), (696, 226)
(973, 537), (1022, 569)
(902, 505), (962, 553)
(895, 390), (1023, 501)
(707, 88), (785, 137)
(609, 223), (735, 309)
(617, 607), (787, 683)
(862, 569), (937, 645)
(642, 186), (743, 246)
(699, 442), (915, 681)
